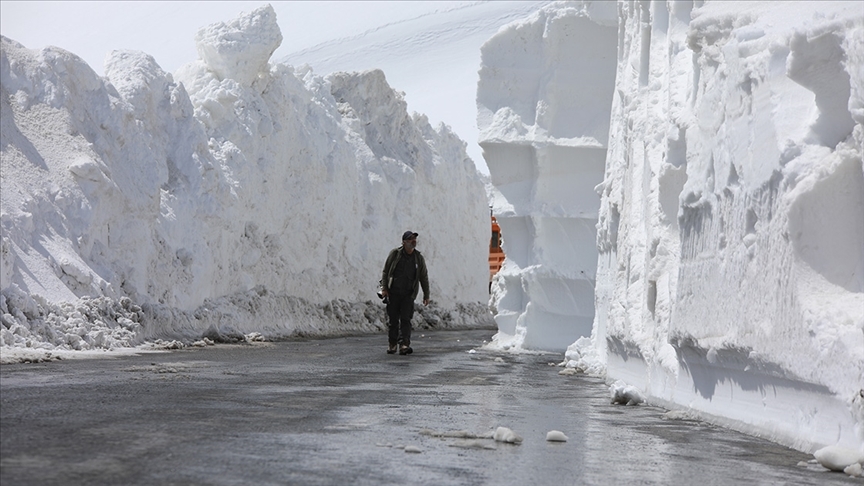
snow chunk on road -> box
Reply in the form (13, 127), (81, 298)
(610, 380), (644, 406)
(813, 445), (864, 472)
(545, 430), (568, 442)
(493, 426), (522, 444)
(845, 463), (863, 477)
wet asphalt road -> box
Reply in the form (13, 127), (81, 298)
(0, 329), (857, 485)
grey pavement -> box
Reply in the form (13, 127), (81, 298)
(1, 329), (856, 485)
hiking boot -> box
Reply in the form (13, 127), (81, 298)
(399, 343), (413, 355)
(387, 344), (397, 354)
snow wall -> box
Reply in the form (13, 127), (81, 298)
(0, 5), (492, 357)
(480, 1), (863, 453)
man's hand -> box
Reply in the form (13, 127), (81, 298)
(382, 290), (389, 297)
(423, 299), (429, 306)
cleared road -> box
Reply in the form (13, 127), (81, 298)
(0, 329), (853, 485)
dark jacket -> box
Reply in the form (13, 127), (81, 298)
(382, 246), (430, 301)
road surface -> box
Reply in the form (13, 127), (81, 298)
(1, 329), (853, 485)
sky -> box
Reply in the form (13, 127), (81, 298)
(0, 1), (551, 174)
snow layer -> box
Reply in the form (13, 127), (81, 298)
(0, 5), (491, 359)
(481, 1), (863, 454)
(479, 1), (618, 351)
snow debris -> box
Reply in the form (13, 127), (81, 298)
(609, 380), (644, 406)
(244, 332), (266, 343)
(1, 289), (143, 355)
(403, 445), (422, 454)
(661, 410), (702, 422)
(148, 340), (186, 350)
(845, 463), (863, 477)
(419, 429), (490, 439)
(419, 428), (497, 450)
(545, 430), (568, 442)
(563, 336), (605, 376)
(492, 426), (523, 444)
(813, 445), (864, 473)
(449, 440), (496, 450)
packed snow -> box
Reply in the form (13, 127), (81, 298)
(480, 0), (863, 461)
(0, 5), (492, 363)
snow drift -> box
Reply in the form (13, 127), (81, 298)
(480, 1), (863, 455)
(0, 5), (491, 359)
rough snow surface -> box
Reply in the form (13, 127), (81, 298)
(1, 5), (491, 361)
(480, 0), (863, 454)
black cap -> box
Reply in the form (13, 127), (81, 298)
(402, 231), (418, 240)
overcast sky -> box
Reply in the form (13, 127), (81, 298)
(1, 1), (550, 174)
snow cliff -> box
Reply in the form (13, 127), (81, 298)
(0, 5), (491, 356)
(480, 1), (863, 454)
(480, 1), (618, 351)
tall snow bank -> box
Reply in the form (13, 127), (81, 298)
(478, 1), (618, 351)
(594, 0), (863, 453)
(0, 5), (491, 359)
(480, 0), (863, 454)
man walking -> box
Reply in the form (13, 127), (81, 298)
(380, 231), (430, 355)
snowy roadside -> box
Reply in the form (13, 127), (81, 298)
(1, 284), (494, 364)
